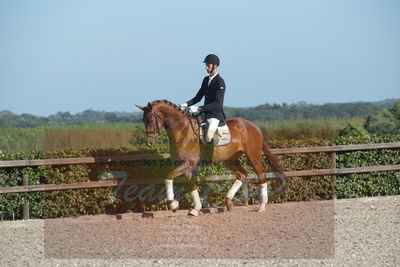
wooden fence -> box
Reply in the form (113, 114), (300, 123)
(1, 142), (399, 219)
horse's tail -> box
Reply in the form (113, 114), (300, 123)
(262, 142), (287, 188)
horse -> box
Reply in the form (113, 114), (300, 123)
(135, 100), (286, 216)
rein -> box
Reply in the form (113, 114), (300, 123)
(189, 115), (200, 137)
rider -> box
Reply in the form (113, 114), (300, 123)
(180, 54), (226, 145)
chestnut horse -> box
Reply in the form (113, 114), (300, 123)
(136, 100), (286, 216)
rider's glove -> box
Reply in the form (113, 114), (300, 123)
(187, 106), (201, 116)
(179, 103), (188, 111)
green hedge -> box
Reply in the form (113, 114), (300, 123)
(335, 135), (400, 199)
(0, 146), (169, 220)
(0, 134), (398, 220)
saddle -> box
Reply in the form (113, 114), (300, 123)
(197, 116), (232, 146)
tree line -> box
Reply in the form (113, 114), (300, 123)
(339, 100), (400, 136)
(1, 99), (398, 128)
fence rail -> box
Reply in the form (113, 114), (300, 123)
(1, 142), (399, 168)
(1, 142), (399, 219)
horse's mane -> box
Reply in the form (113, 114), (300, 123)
(149, 99), (194, 118)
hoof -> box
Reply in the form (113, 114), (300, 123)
(169, 200), (179, 212)
(256, 204), (266, 212)
(226, 198), (233, 211)
(188, 208), (199, 216)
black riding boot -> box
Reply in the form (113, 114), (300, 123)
(203, 142), (214, 176)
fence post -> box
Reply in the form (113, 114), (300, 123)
(22, 163), (30, 220)
(330, 152), (337, 199)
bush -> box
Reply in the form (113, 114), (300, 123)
(364, 109), (399, 135)
(337, 123), (367, 137)
(335, 135), (400, 199)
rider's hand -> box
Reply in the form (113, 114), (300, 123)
(187, 106), (202, 116)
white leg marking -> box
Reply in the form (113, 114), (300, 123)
(190, 189), (202, 210)
(227, 180), (243, 199)
(165, 179), (174, 201)
(257, 182), (268, 212)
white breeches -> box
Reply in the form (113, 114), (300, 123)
(206, 118), (220, 143)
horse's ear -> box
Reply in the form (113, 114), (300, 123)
(135, 104), (146, 110)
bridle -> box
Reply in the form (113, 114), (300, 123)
(144, 105), (200, 138)
(144, 107), (162, 137)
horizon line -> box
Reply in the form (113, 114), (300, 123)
(1, 98), (398, 117)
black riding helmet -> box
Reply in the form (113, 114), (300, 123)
(203, 54), (220, 66)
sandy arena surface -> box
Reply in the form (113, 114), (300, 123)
(0, 195), (399, 266)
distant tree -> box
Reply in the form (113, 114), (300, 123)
(0, 110), (20, 127)
(338, 123), (367, 137)
(104, 112), (118, 122)
(390, 101), (400, 121)
(364, 109), (399, 135)
(20, 113), (40, 127)
(60, 112), (72, 120)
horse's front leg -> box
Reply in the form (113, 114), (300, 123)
(187, 172), (202, 217)
(165, 162), (196, 212)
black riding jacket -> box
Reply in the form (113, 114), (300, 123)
(186, 73), (226, 122)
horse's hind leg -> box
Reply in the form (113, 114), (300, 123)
(245, 152), (269, 212)
(225, 159), (247, 211)
(187, 171), (202, 217)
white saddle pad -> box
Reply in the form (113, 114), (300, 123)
(199, 123), (232, 146)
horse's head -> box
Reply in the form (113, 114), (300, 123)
(135, 102), (166, 146)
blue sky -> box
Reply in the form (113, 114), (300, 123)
(0, 0), (399, 116)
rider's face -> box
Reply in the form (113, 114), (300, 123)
(205, 63), (217, 74)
